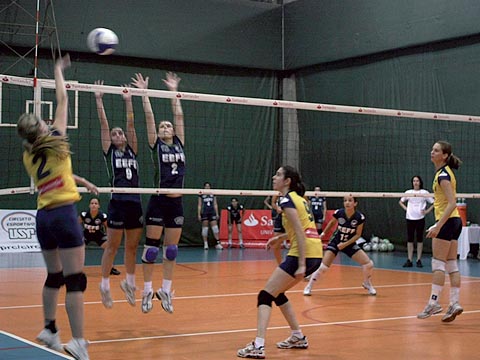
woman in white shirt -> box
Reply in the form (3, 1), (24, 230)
(399, 175), (434, 267)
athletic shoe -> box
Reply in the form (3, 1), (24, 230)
(36, 328), (63, 352)
(120, 280), (136, 306)
(303, 285), (312, 296)
(64, 338), (89, 360)
(228, 243), (233, 248)
(99, 285), (113, 309)
(239, 244), (245, 249)
(110, 267), (121, 276)
(402, 259), (413, 268)
(215, 243), (223, 250)
(276, 335), (309, 349)
(237, 341), (265, 359)
(416, 260), (423, 268)
(417, 303), (442, 319)
(441, 302), (463, 322)
(204, 243), (209, 250)
(156, 288), (174, 314)
(362, 281), (377, 296)
(141, 290), (154, 313)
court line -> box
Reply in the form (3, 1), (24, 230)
(2, 279), (480, 310)
(88, 309), (480, 345)
(0, 330), (73, 358)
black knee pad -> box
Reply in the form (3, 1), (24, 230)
(45, 271), (65, 289)
(257, 290), (275, 307)
(274, 293), (288, 306)
(64, 272), (87, 292)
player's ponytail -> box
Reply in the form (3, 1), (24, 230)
(282, 165), (306, 197)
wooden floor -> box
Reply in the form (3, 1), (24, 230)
(1, 257), (480, 360)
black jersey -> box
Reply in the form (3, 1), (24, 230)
(80, 210), (107, 242)
(309, 196), (326, 216)
(199, 194), (216, 215)
(332, 208), (366, 242)
(152, 136), (185, 189)
(104, 144), (140, 202)
(227, 204), (244, 219)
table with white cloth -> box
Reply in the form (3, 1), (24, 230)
(457, 226), (480, 260)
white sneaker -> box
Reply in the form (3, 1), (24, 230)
(120, 280), (136, 306)
(99, 285), (113, 309)
(362, 281), (377, 296)
(441, 302), (463, 322)
(156, 288), (174, 314)
(417, 302), (442, 319)
(64, 338), (89, 360)
(204, 243), (209, 250)
(303, 285), (312, 296)
(276, 335), (308, 349)
(237, 341), (265, 358)
(215, 243), (223, 250)
(142, 290), (154, 313)
(36, 328), (63, 352)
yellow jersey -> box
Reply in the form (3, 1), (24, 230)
(22, 136), (80, 209)
(280, 191), (323, 258)
(432, 165), (460, 221)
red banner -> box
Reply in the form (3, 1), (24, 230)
(219, 209), (273, 248)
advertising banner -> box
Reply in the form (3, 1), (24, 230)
(0, 209), (40, 253)
(219, 209), (273, 248)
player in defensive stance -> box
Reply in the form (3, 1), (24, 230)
(303, 196), (376, 296)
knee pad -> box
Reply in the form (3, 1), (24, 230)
(45, 271), (65, 289)
(164, 245), (178, 261)
(431, 258), (446, 273)
(202, 227), (209, 237)
(257, 290), (275, 307)
(274, 293), (288, 307)
(64, 272), (87, 292)
(212, 225), (219, 234)
(142, 238), (160, 264)
(445, 259), (459, 274)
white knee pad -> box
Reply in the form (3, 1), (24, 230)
(212, 225), (219, 234)
(445, 259), (459, 274)
(431, 258), (446, 272)
(202, 227), (209, 237)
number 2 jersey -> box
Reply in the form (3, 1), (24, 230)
(331, 208), (365, 242)
(104, 144), (140, 202)
(22, 131), (80, 209)
(151, 135), (185, 189)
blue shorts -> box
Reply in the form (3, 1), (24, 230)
(36, 204), (83, 250)
(437, 217), (462, 241)
(107, 199), (143, 229)
(201, 212), (217, 222)
(273, 213), (285, 233)
(279, 255), (322, 278)
(327, 235), (361, 258)
(146, 195), (184, 228)
(313, 213), (324, 226)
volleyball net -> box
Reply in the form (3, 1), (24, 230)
(1, 73), (480, 246)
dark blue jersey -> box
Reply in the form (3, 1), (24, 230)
(104, 144), (140, 202)
(333, 208), (365, 242)
(152, 135), (185, 189)
(227, 204), (244, 219)
(80, 210), (107, 242)
(199, 194), (216, 215)
(309, 196), (326, 215)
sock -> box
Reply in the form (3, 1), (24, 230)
(126, 273), (135, 287)
(162, 279), (172, 293)
(450, 287), (460, 304)
(429, 284), (443, 304)
(45, 320), (57, 333)
(254, 337), (265, 348)
(143, 281), (153, 294)
(101, 277), (110, 290)
(292, 329), (303, 339)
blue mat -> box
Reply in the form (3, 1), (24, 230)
(0, 331), (73, 360)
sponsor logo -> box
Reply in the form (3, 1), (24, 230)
(244, 213), (259, 227)
(38, 176), (64, 195)
(1, 211), (36, 240)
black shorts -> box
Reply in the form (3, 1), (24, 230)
(36, 204), (83, 250)
(201, 212), (217, 222)
(229, 214), (241, 224)
(326, 235), (362, 258)
(279, 255), (322, 278)
(146, 195), (184, 228)
(84, 234), (107, 247)
(273, 213), (285, 233)
(437, 217), (462, 241)
(107, 199), (143, 230)
(313, 213), (324, 225)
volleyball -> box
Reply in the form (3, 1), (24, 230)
(87, 28), (118, 55)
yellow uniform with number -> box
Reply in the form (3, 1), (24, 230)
(432, 165), (459, 221)
(22, 134), (80, 210)
(280, 191), (323, 258)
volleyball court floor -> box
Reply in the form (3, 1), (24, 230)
(1, 247), (480, 360)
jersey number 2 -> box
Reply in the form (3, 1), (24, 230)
(33, 153), (51, 180)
